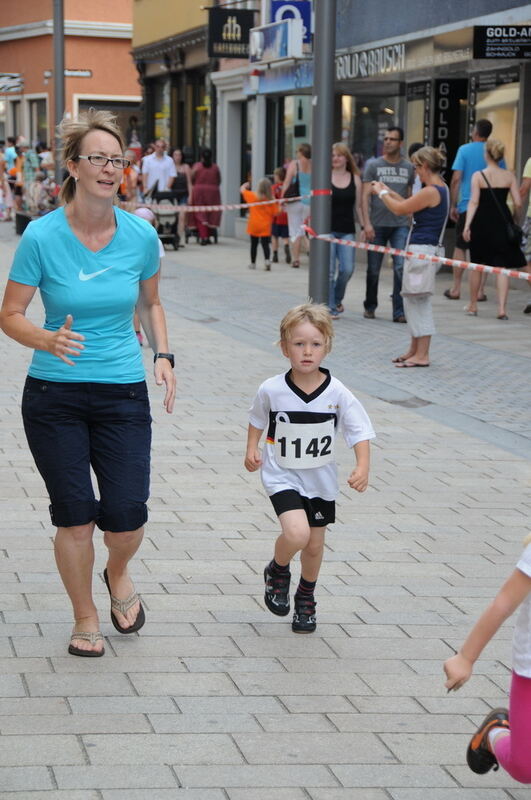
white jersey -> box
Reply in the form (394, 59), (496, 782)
(249, 369), (375, 501)
(513, 543), (531, 677)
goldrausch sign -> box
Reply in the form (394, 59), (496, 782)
(208, 8), (255, 59)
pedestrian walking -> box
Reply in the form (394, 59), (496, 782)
(271, 167), (291, 264)
(463, 138), (525, 320)
(240, 178), (278, 271)
(328, 142), (363, 318)
(0, 108), (176, 657)
(445, 118), (501, 303)
(370, 146), (449, 368)
(444, 532), (531, 784)
(244, 303), (375, 633)
(517, 153), (531, 314)
(282, 143), (312, 269)
(188, 148), (222, 245)
(361, 127), (415, 322)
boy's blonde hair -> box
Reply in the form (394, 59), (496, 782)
(279, 303), (334, 353)
(524, 533), (531, 546)
(256, 177), (273, 201)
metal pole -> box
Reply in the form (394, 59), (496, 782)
(308, 0), (336, 304)
(53, 0), (65, 185)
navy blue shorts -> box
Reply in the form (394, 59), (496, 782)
(21, 377), (152, 532)
(269, 489), (335, 528)
(272, 222), (289, 239)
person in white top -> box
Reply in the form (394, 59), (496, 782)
(141, 139), (176, 197)
(444, 534), (531, 783)
(245, 303), (375, 634)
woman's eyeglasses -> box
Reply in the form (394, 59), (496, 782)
(77, 155), (130, 169)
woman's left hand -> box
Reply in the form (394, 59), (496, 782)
(462, 227), (471, 243)
(154, 359), (176, 414)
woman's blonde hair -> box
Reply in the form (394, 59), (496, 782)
(279, 302), (334, 354)
(57, 108), (124, 204)
(256, 177), (273, 201)
(332, 142), (360, 175)
(486, 137), (505, 163)
(411, 146), (446, 173)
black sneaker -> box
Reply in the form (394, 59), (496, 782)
(466, 707), (509, 774)
(263, 564), (290, 616)
(292, 594), (316, 633)
(272, 252), (279, 263)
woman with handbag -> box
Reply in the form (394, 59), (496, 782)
(370, 146), (448, 368)
(281, 143), (312, 268)
(463, 138), (525, 320)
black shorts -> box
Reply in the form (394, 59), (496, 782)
(21, 377), (152, 532)
(269, 489), (335, 528)
(455, 212), (468, 251)
(272, 222), (289, 239)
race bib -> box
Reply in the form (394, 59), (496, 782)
(274, 414), (335, 469)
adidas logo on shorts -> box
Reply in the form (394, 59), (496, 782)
(314, 511), (324, 520)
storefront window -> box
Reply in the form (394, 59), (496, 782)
(350, 95), (403, 167)
(29, 98), (48, 145)
(283, 95), (312, 161)
(476, 81), (518, 170)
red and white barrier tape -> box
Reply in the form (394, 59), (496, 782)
(304, 226), (531, 284)
(140, 190), (331, 214)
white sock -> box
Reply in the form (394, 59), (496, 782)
(488, 726), (508, 750)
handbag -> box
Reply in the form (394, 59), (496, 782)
(284, 160), (300, 199)
(402, 185), (450, 296)
(480, 172), (523, 246)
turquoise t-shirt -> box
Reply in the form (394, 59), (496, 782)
(9, 206), (160, 383)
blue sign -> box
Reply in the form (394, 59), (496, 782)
(271, 1), (312, 44)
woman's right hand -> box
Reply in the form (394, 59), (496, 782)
(47, 314), (85, 365)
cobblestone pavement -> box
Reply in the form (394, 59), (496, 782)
(0, 220), (530, 799)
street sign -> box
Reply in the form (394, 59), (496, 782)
(271, 0), (312, 44)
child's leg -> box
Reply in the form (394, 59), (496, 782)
(261, 236), (271, 261)
(292, 526), (324, 633)
(272, 235), (279, 254)
(493, 672), (531, 783)
(249, 235), (258, 266)
(275, 509), (311, 565)
(299, 526), (325, 583)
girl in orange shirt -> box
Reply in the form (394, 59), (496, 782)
(240, 178), (279, 271)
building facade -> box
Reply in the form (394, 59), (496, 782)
(0, 0), (140, 146)
(131, 0), (214, 157)
(213, 0), (531, 236)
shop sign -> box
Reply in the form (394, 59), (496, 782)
(335, 43), (405, 80)
(250, 18), (303, 63)
(270, 1), (312, 44)
(433, 78), (467, 181)
(473, 25), (531, 59)
(407, 81), (432, 144)
(208, 8), (255, 59)
(0, 72), (23, 93)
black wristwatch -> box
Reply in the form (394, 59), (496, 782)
(154, 352), (175, 368)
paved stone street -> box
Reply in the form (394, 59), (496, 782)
(0, 219), (530, 799)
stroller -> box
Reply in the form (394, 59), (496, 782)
(150, 189), (181, 250)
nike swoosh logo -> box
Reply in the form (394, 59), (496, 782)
(78, 266), (113, 281)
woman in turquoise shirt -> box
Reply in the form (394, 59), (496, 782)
(282, 143), (312, 269)
(0, 109), (176, 657)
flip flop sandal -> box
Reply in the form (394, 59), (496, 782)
(68, 630), (105, 657)
(103, 568), (146, 634)
(391, 356), (407, 363)
(396, 361), (429, 368)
